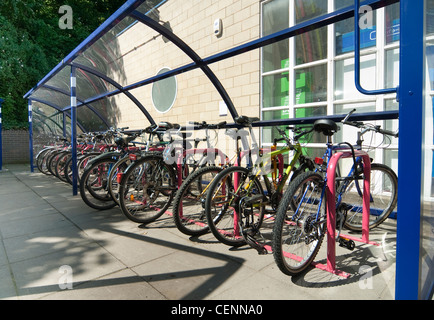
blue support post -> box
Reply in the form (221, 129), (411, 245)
(28, 100), (34, 172)
(0, 98), (3, 171)
(70, 66), (78, 196)
(395, 0), (425, 300)
(63, 112), (67, 138)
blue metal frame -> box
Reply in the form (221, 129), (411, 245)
(395, 0), (425, 300)
(354, 0), (398, 96)
(23, 0), (146, 99)
(68, 62), (156, 125)
(70, 66), (78, 195)
(24, 0), (432, 299)
(42, 84), (112, 129)
(129, 10), (239, 119)
(28, 100), (34, 172)
(28, 98), (86, 132)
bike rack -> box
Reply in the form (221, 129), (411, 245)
(324, 150), (380, 278)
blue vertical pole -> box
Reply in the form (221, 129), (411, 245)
(0, 98), (3, 171)
(28, 100), (34, 172)
(63, 112), (67, 138)
(70, 66), (78, 196)
(395, 0), (425, 300)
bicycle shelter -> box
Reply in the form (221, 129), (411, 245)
(23, 0), (432, 299)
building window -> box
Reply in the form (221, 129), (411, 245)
(152, 67), (177, 113)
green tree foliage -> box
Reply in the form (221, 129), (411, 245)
(0, 0), (126, 129)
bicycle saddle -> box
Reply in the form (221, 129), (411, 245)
(313, 119), (338, 136)
(235, 116), (260, 126)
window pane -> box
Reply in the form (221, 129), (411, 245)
(334, 54), (376, 100)
(295, 105), (327, 143)
(385, 48), (399, 89)
(294, 0), (328, 65)
(334, 102), (376, 146)
(295, 26), (327, 65)
(427, 43), (434, 91)
(263, 0), (289, 35)
(385, 2), (400, 44)
(262, 109), (289, 144)
(427, 0), (434, 36)
(300, 147), (325, 159)
(263, 72), (289, 108)
(385, 100), (399, 146)
(295, 0), (327, 23)
(263, 41), (289, 73)
(335, 0), (376, 55)
(262, 0), (289, 72)
(295, 64), (327, 104)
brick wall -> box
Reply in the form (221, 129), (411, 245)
(1, 130), (30, 164)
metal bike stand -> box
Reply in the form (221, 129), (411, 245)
(325, 150), (380, 278)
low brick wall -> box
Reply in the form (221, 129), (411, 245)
(1, 130), (30, 164)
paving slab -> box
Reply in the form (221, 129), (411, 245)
(0, 164), (398, 301)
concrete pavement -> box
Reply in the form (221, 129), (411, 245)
(0, 164), (397, 300)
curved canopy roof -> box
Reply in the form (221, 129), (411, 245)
(24, 0), (399, 135)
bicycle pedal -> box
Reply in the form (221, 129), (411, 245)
(338, 237), (355, 251)
(244, 233), (268, 255)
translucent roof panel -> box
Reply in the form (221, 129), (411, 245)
(26, 0), (256, 134)
(26, 0), (397, 138)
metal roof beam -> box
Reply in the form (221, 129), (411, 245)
(69, 62), (155, 125)
(23, 0), (146, 99)
(129, 9), (239, 120)
(42, 84), (111, 128)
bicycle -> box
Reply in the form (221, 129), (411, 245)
(171, 120), (230, 236)
(204, 116), (314, 253)
(271, 110), (398, 276)
(79, 125), (165, 210)
(117, 121), (228, 224)
(339, 109), (398, 231)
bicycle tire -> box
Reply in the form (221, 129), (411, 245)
(36, 147), (54, 174)
(118, 154), (177, 223)
(79, 158), (117, 210)
(172, 165), (223, 236)
(54, 151), (70, 182)
(272, 171), (326, 276)
(107, 155), (133, 205)
(205, 166), (265, 247)
(64, 153), (87, 185)
(342, 163), (398, 231)
(47, 151), (63, 176)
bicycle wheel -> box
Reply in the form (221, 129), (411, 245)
(172, 165), (223, 236)
(107, 155), (133, 205)
(54, 151), (70, 182)
(47, 151), (63, 176)
(205, 166), (265, 247)
(118, 154), (176, 223)
(342, 163), (398, 231)
(36, 147), (53, 174)
(272, 171), (326, 276)
(79, 158), (117, 210)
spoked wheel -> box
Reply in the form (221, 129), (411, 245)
(205, 166), (265, 247)
(272, 171), (326, 276)
(341, 163), (398, 231)
(172, 165), (223, 236)
(118, 154), (177, 223)
(79, 158), (117, 210)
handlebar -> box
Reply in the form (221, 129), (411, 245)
(341, 108), (399, 138)
(188, 120), (227, 129)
